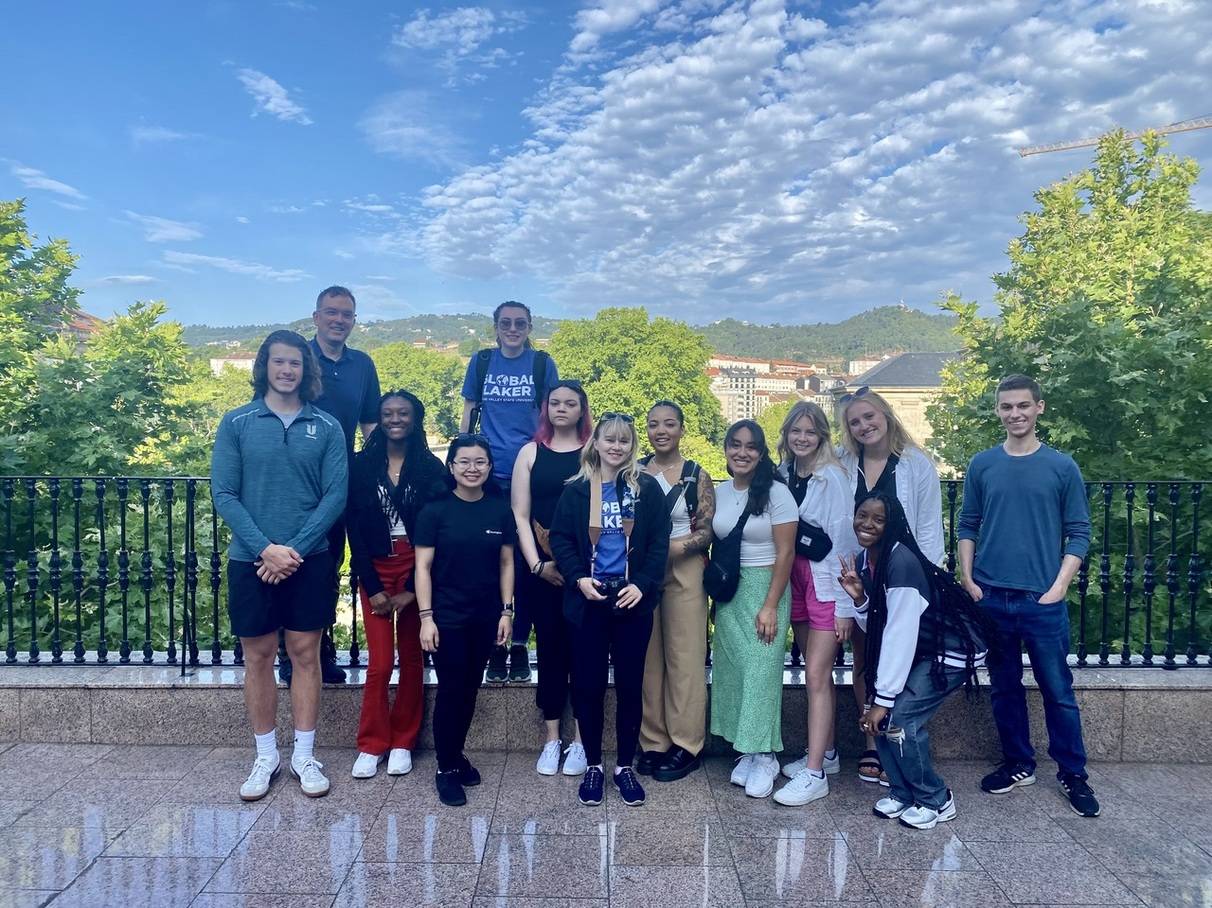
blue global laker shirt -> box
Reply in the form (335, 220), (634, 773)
(461, 348), (559, 481)
(592, 481), (628, 578)
(210, 400), (348, 562)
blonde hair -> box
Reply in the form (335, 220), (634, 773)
(839, 389), (917, 457)
(572, 414), (641, 493)
(777, 401), (841, 473)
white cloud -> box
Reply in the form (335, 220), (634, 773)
(8, 162), (87, 200)
(235, 216), (250, 224)
(359, 91), (467, 168)
(414, 0), (1212, 320)
(236, 68), (313, 125)
(125, 211), (204, 243)
(393, 7), (527, 82)
(162, 250), (309, 282)
(96, 274), (159, 285)
(130, 125), (195, 145)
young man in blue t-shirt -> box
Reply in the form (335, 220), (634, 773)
(460, 301), (559, 682)
(957, 374), (1099, 817)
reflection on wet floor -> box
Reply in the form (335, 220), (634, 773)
(0, 742), (1206, 906)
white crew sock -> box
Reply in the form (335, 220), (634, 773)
(293, 728), (316, 765)
(824, 748), (837, 760)
(808, 768), (826, 779)
(254, 730), (278, 765)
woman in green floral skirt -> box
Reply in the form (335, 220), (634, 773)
(709, 419), (797, 799)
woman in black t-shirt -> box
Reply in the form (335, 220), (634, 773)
(415, 434), (516, 807)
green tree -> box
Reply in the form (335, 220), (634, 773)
(371, 342), (465, 438)
(929, 132), (1212, 479)
(546, 307), (727, 473)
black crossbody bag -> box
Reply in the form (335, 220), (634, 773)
(703, 510), (751, 604)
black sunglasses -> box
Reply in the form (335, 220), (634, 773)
(453, 432), (491, 445)
(839, 385), (870, 406)
(600, 412), (635, 424)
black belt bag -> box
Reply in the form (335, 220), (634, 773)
(795, 520), (833, 562)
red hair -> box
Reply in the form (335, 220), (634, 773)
(534, 380), (593, 448)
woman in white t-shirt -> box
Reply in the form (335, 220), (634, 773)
(709, 420), (797, 801)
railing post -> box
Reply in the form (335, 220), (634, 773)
(95, 479), (110, 664)
(164, 480), (177, 665)
(71, 478), (85, 663)
(1141, 483), (1157, 665)
(25, 479), (40, 663)
(1098, 483), (1113, 666)
(348, 571), (361, 668)
(49, 478), (63, 663)
(1076, 482), (1092, 666)
(139, 480), (154, 663)
(184, 479), (199, 671)
(1164, 483), (1180, 669)
(2, 479), (15, 664)
(210, 485), (223, 665)
(117, 478), (132, 664)
(1120, 482), (1135, 665)
(945, 480), (958, 575)
(1187, 483), (1203, 665)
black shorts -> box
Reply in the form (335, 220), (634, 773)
(227, 551), (335, 638)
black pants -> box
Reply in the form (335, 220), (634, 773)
(524, 570), (574, 721)
(432, 618), (497, 772)
(512, 547), (533, 646)
(570, 599), (653, 767)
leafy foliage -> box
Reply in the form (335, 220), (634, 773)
(929, 132), (1212, 480)
(370, 342), (465, 438)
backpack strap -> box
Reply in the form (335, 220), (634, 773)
(532, 350), (550, 409)
(468, 348), (494, 432)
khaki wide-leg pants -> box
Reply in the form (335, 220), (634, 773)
(639, 537), (709, 755)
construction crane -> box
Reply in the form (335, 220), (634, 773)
(1017, 116), (1212, 157)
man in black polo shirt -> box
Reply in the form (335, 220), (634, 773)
(280, 285), (381, 685)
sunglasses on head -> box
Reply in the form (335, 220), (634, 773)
(453, 432), (490, 445)
(600, 412), (635, 424)
(839, 385), (870, 406)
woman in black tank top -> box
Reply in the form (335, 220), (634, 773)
(511, 380), (594, 777)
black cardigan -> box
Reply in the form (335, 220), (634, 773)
(548, 472), (671, 626)
(346, 447), (451, 597)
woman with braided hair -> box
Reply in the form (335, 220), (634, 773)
(838, 490), (995, 830)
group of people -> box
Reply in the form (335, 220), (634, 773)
(210, 289), (1101, 828)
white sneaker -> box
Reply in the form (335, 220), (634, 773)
(561, 742), (588, 776)
(239, 754), (280, 802)
(781, 751), (840, 779)
(773, 769), (829, 806)
(387, 748), (412, 776)
(536, 740), (562, 776)
(744, 754), (780, 799)
(873, 795), (911, 819)
(290, 756), (330, 798)
(730, 753), (755, 787)
(352, 752), (384, 779)
(898, 792), (957, 829)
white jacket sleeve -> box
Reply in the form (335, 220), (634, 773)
(903, 448), (945, 566)
(872, 586), (928, 708)
(805, 465), (861, 618)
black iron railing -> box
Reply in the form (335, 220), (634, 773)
(1, 476), (1207, 670)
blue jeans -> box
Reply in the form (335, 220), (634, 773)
(981, 586), (1087, 780)
(877, 660), (966, 810)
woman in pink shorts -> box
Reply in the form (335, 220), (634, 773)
(771, 402), (858, 807)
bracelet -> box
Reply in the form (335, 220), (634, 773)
(501, 609), (514, 618)
(532, 559), (545, 575)
(418, 609), (433, 618)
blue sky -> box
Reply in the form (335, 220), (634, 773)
(4, 0), (1210, 326)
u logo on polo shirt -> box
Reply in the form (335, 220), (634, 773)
(306, 424), (317, 438)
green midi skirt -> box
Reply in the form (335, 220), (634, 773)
(708, 565), (791, 754)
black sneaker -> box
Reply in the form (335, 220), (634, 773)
(653, 747), (701, 783)
(1058, 774), (1100, 817)
(436, 770), (466, 807)
(456, 755), (481, 787)
(508, 644), (532, 682)
(981, 762), (1037, 794)
(486, 645), (509, 683)
(321, 659), (347, 684)
(613, 767), (646, 806)
(578, 766), (604, 806)
(278, 658), (293, 687)
(634, 749), (667, 777)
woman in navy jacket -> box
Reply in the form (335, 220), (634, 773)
(549, 413), (670, 809)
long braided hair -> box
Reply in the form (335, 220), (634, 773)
(360, 390), (446, 522)
(858, 490), (996, 699)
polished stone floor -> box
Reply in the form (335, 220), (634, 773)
(0, 743), (1208, 907)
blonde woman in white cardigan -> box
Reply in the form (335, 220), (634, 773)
(771, 402), (859, 807)
(836, 387), (944, 784)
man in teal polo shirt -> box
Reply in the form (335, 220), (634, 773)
(212, 330), (348, 801)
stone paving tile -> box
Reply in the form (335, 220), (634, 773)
(204, 829), (362, 895)
(358, 806), (494, 864)
(965, 841), (1144, 905)
(608, 865), (745, 906)
(0, 826), (115, 890)
(0, 891), (60, 908)
(0, 800), (40, 826)
(1113, 872), (1212, 908)
(14, 778), (174, 835)
(470, 898), (609, 908)
(335, 862), (480, 908)
(476, 833), (609, 900)
(865, 870), (1014, 907)
(71, 744), (213, 781)
(605, 810), (733, 866)
(1059, 818), (1212, 878)
(189, 895), (336, 908)
(104, 802), (266, 859)
(49, 856), (222, 907)
(728, 831), (877, 903)
(836, 815), (983, 872)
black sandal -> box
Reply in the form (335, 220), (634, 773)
(858, 749), (882, 783)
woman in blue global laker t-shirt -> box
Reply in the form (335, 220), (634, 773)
(460, 301), (560, 681)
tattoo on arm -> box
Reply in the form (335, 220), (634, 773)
(684, 475), (715, 555)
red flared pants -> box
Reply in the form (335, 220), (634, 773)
(356, 538), (423, 754)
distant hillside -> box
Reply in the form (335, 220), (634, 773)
(183, 306), (957, 361)
(698, 306), (958, 361)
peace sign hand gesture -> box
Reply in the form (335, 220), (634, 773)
(837, 553), (864, 605)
